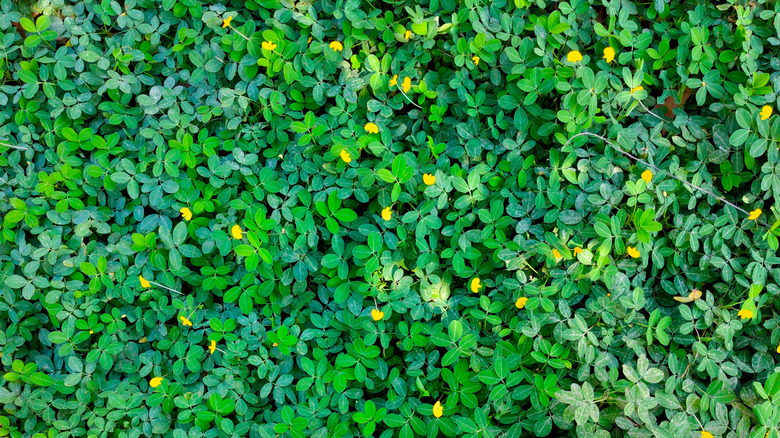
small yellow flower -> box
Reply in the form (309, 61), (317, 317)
(180, 315), (193, 327)
(641, 169), (653, 183)
(738, 309), (753, 320)
(364, 123), (379, 134)
(673, 289), (703, 303)
(776, 342), (780, 354)
(89, 330), (94, 334)
(231, 224), (243, 239)
(631, 86), (644, 94)
(749, 209), (762, 220)
(470, 277), (481, 293)
(149, 377), (163, 387)
(603, 46), (615, 63)
(627, 246), (640, 258)
(515, 297), (528, 309)
(472, 56), (480, 65)
(761, 105), (773, 121)
(209, 340), (216, 355)
(701, 432), (714, 438)
(180, 207), (193, 221)
(552, 249), (562, 258)
(567, 50), (583, 63)
(308, 37), (312, 44)
(340, 149), (352, 163)
(423, 174), (436, 185)
(371, 308), (384, 321)
(262, 41), (277, 51)
(390, 74), (398, 87)
(405, 30), (411, 39)
(381, 207), (392, 221)
(139, 275), (151, 288)
(222, 16), (233, 28)
(329, 41), (343, 52)
(432, 401), (443, 418)
(272, 342), (278, 347)
(573, 247), (583, 255)
(402, 77), (412, 93)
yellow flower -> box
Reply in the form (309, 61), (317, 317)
(631, 86), (644, 94)
(674, 289), (703, 303)
(262, 41), (277, 51)
(470, 277), (481, 293)
(180, 316), (193, 327)
(552, 249), (562, 258)
(222, 16), (232, 28)
(738, 309), (753, 320)
(209, 340), (216, 355)
(390, 74), (398, 87)
(776, 342), (780, 354)
(405, 30), (411, 39)
(603, 46), (615, 63)
(627, 246), (640, 258)
(701, 432), (714, 438)
(423, 174), (436, 185)
(641, 169), (653, 183)
(402, 77), (412, 93)
(472, 56), (480, 65)
(180, 207), (193, 221)
(231, 224), (243, 239)
(749, 209), (762, 220)
(381, 207), (392, 221)
(573, 247), (583, 255)
(567, 50), (583, 63)
(139, 275), (151, 288)
(515, 297), (528, 309)
(149, 377), (163, 387)
(371, 308), (384, 321)
(364, 123), (379, 134)
(761, 105), (773, 121)
(340, 149), (352, 163)
(272, 342), (278, 347)
(89, 330), (94, 334)
(432, 401), (443, 418)
(329, 41), (343, 52)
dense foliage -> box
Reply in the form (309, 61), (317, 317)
(3, 0), (780, 437)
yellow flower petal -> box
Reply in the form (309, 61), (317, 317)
(329, 41), (343, 52)
(402, 77), (412, 93)
(630, 86), (644, 94)
(209, 340), (216, 355)
(515, 297), (528, 309)
(390, 74), (398, 87)
(432, 401), (443, 418)
(776, 343), (780, 354)
(180, 316), (193, 327)
(222, 16), (232, 28)
(603, 46), (615, 63)
(641, 169), (653, 183)
(150, 377), (163, 387)
(552, 249), (561, 258)
(180, 207), (193, 221)
(470, 277), (481, 293)
(760, 105), (773, 121)
(749, 208), (762, 220)
(627, 246), (640, 258)
(371, 308), (384, 321)
(472, 56), (480, 65)
(701, 432), (714, 438)
(423, 174), (436, 185)
(738, 309), (753, 320)
(573, 247), (583, 255)
(340, 149), (352, 163)
(231, 224), (243, 239)
(405, 30), (411, 39)
(261, 41), (277, 51)
(364, 123), (379, 134)
(566, 50), (582, 63)
(381, 207), (392, 221)
(139, 275), (151, 288)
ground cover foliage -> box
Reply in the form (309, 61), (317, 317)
(3, 0), (780, 436)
